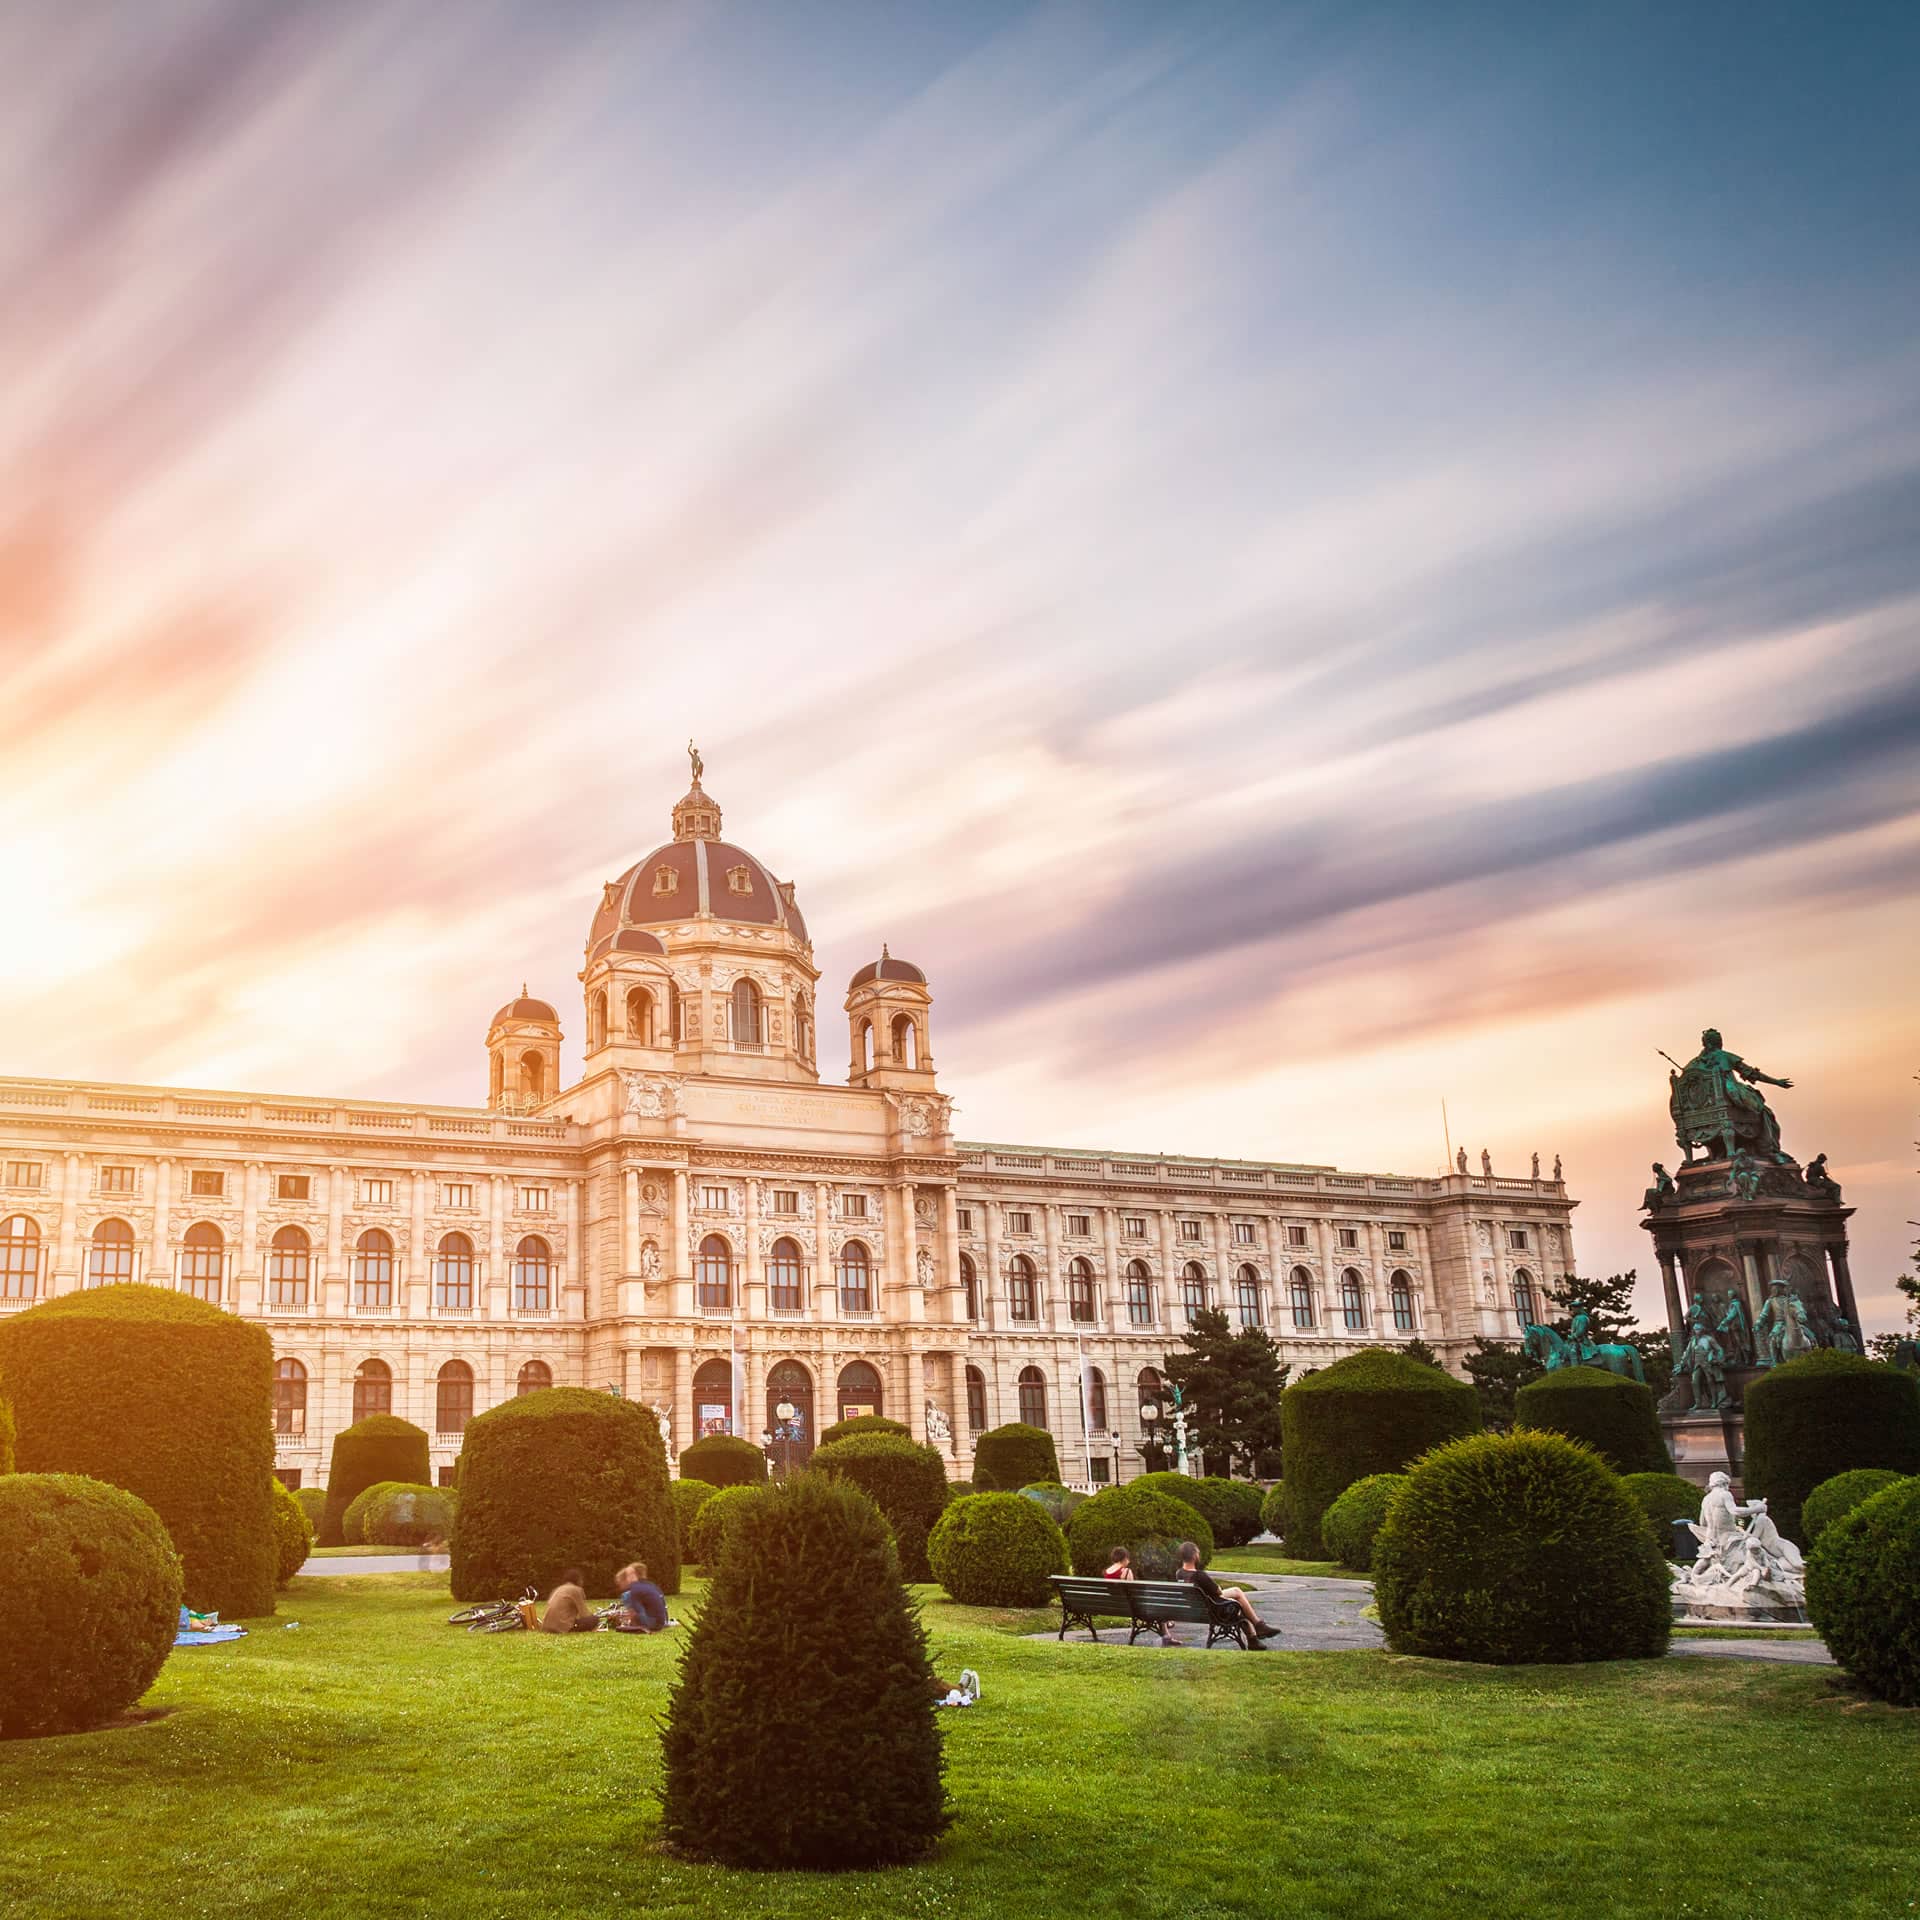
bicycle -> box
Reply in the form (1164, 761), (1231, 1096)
(448, 1588), (537, 1631)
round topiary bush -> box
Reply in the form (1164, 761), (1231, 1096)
(1321, 1472), (1407, 1572)
(1017, 1482), (1087, 1528)
(1806, 1476), (1920, 1706)
(271, 1477), (313, 1585)
(663, 1472), (948, 1867)
(671, 1476), (717, 1554)
(1745, 1350), (1920, 1545)
(1803, 1468), (1911, 1543)
(1260, 1481), (1285, 1539)
(1514, 1366), (1670, 1473)
(0, 1474), (183, 1737)
(678, 1433), (769, 1488)
(1066, 1484), (1215, 1577)
(294, 1486), (327, 1533)
(819, 1414), (911, 1449)
(688, 1483), (767, 1570)
(929, 1491), (1069, 1606)
(1372, 1429), (1672, 1664)
(1618, 1471), (1704, 1555)
(1280, 1349), (1481, 1559)
(0, 1283), (277, 1616)
(341, 1479), (403, 1546)
(357, 1482), (455, 1548)
(971, 1422), (1061, 1491)
(812, 1433), (952, 1582)
(450, 1388), (678, 1600)
(1125, 1471), (1216, 1538)
(1203, 1478), (1266, 1547)
(320, 1415), (431, 1548)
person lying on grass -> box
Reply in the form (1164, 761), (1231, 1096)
(611, 1561), (669, 1633)
(538, 1568), (599, 1634)
(1177, 1541), (1280, 1650)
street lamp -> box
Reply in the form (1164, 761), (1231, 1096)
(766, 1400), (801, 1478)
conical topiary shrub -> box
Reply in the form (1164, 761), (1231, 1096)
(661, 1473), (949, 1868)
(320, 1414), (430, 1546)
(1515, 1365), (1670, 1473)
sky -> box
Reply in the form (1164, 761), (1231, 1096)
(3, 1), (1918, 1331)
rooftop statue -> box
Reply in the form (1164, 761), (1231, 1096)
(1665, 1028), (1794, 1164)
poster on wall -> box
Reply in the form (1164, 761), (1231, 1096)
(840, 1401), (875, 1422)
(698, 1403), (731, 1437)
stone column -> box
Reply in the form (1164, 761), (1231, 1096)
(673, 1346), (694, 1460)
(1830, 1244), (1863, 1333)
(238, 1161), (262, 1311)
(939, 1187), (962, 1321)
(622, 1167), (640, 1275)
(1314, 1217), (1338, 1330)
(813, 1181), (833, 1322)
(671, 1168), (690, 1281)
(487, 1173), (508, 1321)
(1365, 1221), (1390, 1332)
(1157, 1209), (1175, 1330)
(56, 1152), (82, 1292)
(1656, 1248), (1684, 1337)
(744, 1178), (763, 1314)
(1101, 1206), (1122, 1326)
(149, 1157), (172, 1294)
(408, 1172), (429, 1316)
(1414, 1221), (1443, 1339)
(564, 1177), (585, 1320)
(1042, 1201), (1065, 1330)
(982, 1197), (1002, 1332)
(326, 1165), (348, 1312)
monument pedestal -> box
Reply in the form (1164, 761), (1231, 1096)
(1661, 1410), (1744, 1490)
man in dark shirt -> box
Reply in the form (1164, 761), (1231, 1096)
(613, 1561), (669, 1633)
(1178, 1541), (1280, 1649)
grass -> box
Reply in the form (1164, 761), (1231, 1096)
(3, 1573), (1914, 1920)
(305, 1544), (444, 1558)
(1210, 1546), (1369, 1579)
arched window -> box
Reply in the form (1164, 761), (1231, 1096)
(768, 1236), (803, 1312)
(273, 1357), (307, 1435)
(269, 1225), (310, 1308)
(837, 1240), (872, 1314)
(668, 982), (682, 1041)
(626, 986), (654, 1045)
(837, 1359), (882, 1423)
(354, 1228), (394, 1310)
(1007, 1255), (1037, 1323)
(697, 1233), (733, 1313)
(1339, 1269), (1366, 1331)
(1390, 1269), (1415, 1331)
(1236, 1263), (1261, 1329)
(1086, 1365), (1109, 1433)
(436, 1359), (474, 1435)
(959, 1250), (978, 1321)
(1126, 1259), (1153, 1327)
(861, 1019), (875, 1072)
(181, 1222), (224, 1302)
(1289, 1266), (1315, 1329)
(693, 1357), (735, 1435)
(1181, 1261), (1207, 1324)
(731, 977), (763, 1046)
(520, 1050), (545, 1102)
(353, 1357), (392, 1420)
(588, 990), (607, 1052)
(513, 1234), (551, 1314)
(0, 1215), (42, 1301)
(435, 1231), (474, 1313)
(87, 1216), (136, 1289)
(1018, 1365), (1048, 1430)
(965, 1363), (988, 1433)
(1068, 1257), (1096, 1324)
(517, 1359), (552, 1396)
(1511, 1268), (1536, 1324)
(891, 1013), (917, 1068)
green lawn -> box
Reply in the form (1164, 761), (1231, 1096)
(304, 1543), (444, 1558)
(2, 1573), (1913, 1920)
(1211, 1546), (1369, 1579)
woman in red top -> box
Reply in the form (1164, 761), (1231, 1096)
(1102, 1547), (1132, 1579)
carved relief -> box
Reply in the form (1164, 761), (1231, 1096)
(925, 1401), (952, 1449)
(915, 1246), (935, 1288)
(640, 1240), (662, 1283)
(622, 1072), (678, 1120)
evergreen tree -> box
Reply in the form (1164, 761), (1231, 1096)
(1545, 1269), (1642, 1343)
(1162, 1307), (1290, 1478)
(1461, 1337), (1543, 1433)
(1398, 1337), (1441, 1369)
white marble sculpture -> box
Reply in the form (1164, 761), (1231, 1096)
(925, 1401), (952, 1450)
(1669, 1471), (1808, 1622)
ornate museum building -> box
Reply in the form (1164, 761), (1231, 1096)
(0, 764), (1577, 1487)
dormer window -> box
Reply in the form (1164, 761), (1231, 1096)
(652, 865), (678, 896)
(726, 864), (753, 895)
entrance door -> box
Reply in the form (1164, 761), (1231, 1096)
(766, 1360), (815, 1472)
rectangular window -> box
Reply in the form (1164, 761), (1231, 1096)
(1123, 1216), (1146, 1238)
(1089, 1457), (1111, 1485)
(363, 1178), (394, 1207)
(1066, 1212), (1090, 1236)
(1287, 1224), (1309, 1247)
(955, 1206), (973, 1231)
(1509, 1228), (1530, 1251)
(700, 1186), (730, 1211)
(1233, 1222), (1256, 1245)
(518, 1187), (550, 1212)
(1337, 1227), (1359, 1250)
(276, 1174), (310, 1202)
(4, 1162), (43, 1188)
(99, 1165), (136, 1194)
(273, 1468), (302, 1490)
(1005, 1209), (1031, 1234)
(443, 1183), (474, 1210)
(1387, 1230), (1407, 1252)
(189, 1170), (225, 1198)
(771, 1189), (799, 1216)
(1180, 1220), (1202, 1242)
(438, 1466), (458, 1488)
(841, 1193), (868, 1220)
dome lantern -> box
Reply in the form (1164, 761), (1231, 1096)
(845, 944), (936, 1091)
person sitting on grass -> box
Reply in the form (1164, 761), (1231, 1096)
(612, 1561), (669, 1634)
(538, 1568), (598, 1634)
(1177, 1540), (1280, 1650)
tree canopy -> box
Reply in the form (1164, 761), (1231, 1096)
(1161, 1306), (1289, 1476)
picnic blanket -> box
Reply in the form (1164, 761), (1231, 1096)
(174, 1605), (247, 1647)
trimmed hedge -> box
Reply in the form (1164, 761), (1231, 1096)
(1125, 1471), (1215, 1540)
(1260, 1481), (1286, 1539)
(1619, 1471), (1704, 1555)
(972, 1422), (1061, 1492)
(1803, 1468), (1910, 1542)
(662, 1472), (948, 1868)
(1066, 1484), (1214, 1578)
(678, 1433), (769, 1488)
(1514, 1366), (1669, 1473)
(1322, 1472), (1406, 1572)
(0, 1283), (277, 1616)
(0, 1474), (183, 1737)
(350, 1481), (454, 1548)
(271, 1476), (313, 1584)
(819, 1414), (910, 1449)
(1806, 1476), (1920, 1706)
(929, 1492), (1069, 1606)
(0, 1369), (14, 1473)
(1017, 1482), (1087, 1528)
(450, 1388), (678, 1600)
(671, 1476), (717, 1554)
(1280, 1349), (1482, 1559)
(321, 1415), (431, 1548)
(294, 1486), (327, 1533)
(1373, 1430), (1672, 1664)
(812, 1433), (951, 1582)
(1744, 1350), (1920, 1545)
(688, 1483), (767, 1570)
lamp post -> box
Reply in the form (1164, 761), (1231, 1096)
(1139, 1399), (1167, 1473)
(766, 1399), (801, 1478)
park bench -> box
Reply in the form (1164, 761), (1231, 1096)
(1050, 1575), (1249, 1650)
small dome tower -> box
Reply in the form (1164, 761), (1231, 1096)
(486, 989), (561, 1113)
(845, 946), (935, 1091)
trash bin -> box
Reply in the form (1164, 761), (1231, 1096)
(1670, 1517), (1699, 1565)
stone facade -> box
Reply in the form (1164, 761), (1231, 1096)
(0, 769), (1577, 1487)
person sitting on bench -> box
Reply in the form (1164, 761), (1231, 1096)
(612, 1561), (669, 1633)
(1177, 1541), (1280, 1649)
(539, 1568), (600, 1634)
(1103, 1545), (1176, 1645)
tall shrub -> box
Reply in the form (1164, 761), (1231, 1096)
(321, 1415), (430, 1547)
(1066, 1484), (1214, 1577)
(972, 1422), (1060, 1491)
(271, 1476), (313, 1584)
(678, 1433), (769, 1488)
(671, 1476), (717, 1554)
(1744, 1350), (1920, 1545)
(1514, 1366), (1669, 1474)
(1280, 1349), (1481, 1558)
(812, 1433), (952, 1581)
(1806, 1477), (1920, 1706)
(450, 1388), (677, 1599)
(0, 1283), (276, 1615)
(294, 1486), (327, 1533)
(662, 1474), (949, 1867)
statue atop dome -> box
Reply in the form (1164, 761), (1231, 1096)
(1666, 1028), (1795, 1164)
(688, 738), (704, 785)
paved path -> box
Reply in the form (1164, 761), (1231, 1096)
(298, 1553), (449, 1576)
(1668, 1637), (1834, 1665)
